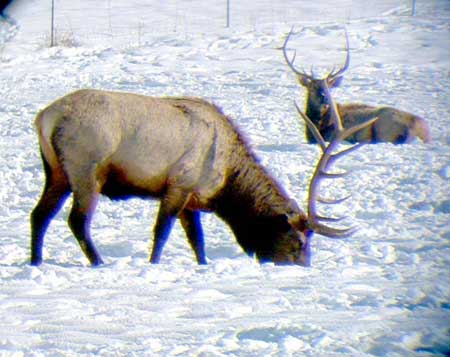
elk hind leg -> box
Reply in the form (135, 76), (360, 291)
(180, 210), (207, 265)
(30, 158), (70, 266)
(68, 172), (104, 266)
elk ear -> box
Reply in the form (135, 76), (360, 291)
(288, 213), (308, 232)
(328, 75), (344, 88)
(298, 75), (311, 87)
(288, 199), (301, 213)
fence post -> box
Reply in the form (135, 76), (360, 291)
(226, 0), (230, 27)
(50, 0), (55, 46)
(411, 0), (416, 16)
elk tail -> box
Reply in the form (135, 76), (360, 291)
(411, 115), (431, 143)
(34, 106), (64, 170)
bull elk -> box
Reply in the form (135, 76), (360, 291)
(30, 88), (374, 267)
(283, 28), (431, 144)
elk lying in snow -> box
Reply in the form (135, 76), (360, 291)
(283, 28), (431, 144)
(30, 88), (374, 267)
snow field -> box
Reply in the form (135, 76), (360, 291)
(0, 0), (449, 355)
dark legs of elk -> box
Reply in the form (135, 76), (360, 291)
(30, 172), (70, 266)
(180, 210), (206, 265)
(150, 187), (185, 264)
(150, 188), (207, 264)
(150, 208), (177, 264)
(31, 154), (105, 266)
(68, 195), (104, 266)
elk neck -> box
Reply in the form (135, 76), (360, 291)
(304, 94), (325, 143)
(305, 95), (323, 125)
(212, 141), (301, 258)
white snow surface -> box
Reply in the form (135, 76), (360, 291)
(0, 0), (449, 355)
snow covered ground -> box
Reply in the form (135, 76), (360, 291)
(0, 0), (449, 355)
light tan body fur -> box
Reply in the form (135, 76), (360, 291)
(322, 103), (431, 143)
(36, 90), (233, 210)
(31, 89), (314, 266)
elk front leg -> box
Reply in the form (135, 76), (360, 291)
(150, 187), (191, 264)
(180, 210), (207, 265)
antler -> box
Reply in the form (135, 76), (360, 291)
(295, 82), (377, 238)
(283, 26), (350, 81)
(282, 26), (316, 82)
(327, 30), (350, 80)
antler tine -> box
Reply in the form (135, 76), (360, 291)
(314, 222), (357, 239)
(324, 142), (365, 170)
(294, 101), (327, 152)
(316, 215), (348, 223)
(337, 117), (379, 141)
(321, 80), (344, 133)
(326, 128), (376, 167)
(319, 171), (348, 179)
(317, 195), (351, 205)
(283, 26), (316, 81)
(328, 29), (350, 80)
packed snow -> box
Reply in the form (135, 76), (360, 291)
(0, 0), (449, 355)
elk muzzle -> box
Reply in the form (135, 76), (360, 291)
(273, 228), (313, 267)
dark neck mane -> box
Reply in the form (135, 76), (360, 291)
(306, 97), (322, 125)
(306, 97), (344, 142)
(213, 136), (298, 259)
(305, 96), (323, 143)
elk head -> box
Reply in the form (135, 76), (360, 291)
(283, 27), (350, 142)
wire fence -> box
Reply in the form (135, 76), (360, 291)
(7, 0), (445, 48)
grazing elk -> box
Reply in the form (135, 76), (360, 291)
(283, 28), (431, 144)
(30, 88), (374, 267)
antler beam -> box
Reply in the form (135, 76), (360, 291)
(296, 81), (377, 238)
